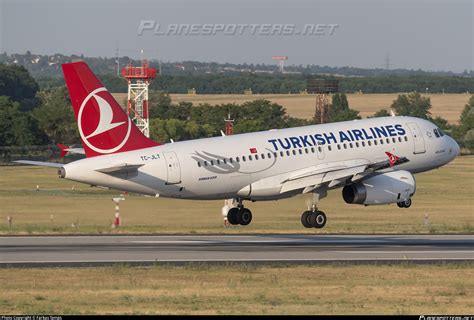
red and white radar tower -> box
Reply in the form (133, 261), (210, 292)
(122, 60), (157, 138)
(272, 56), (288, 73)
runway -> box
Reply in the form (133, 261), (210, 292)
(1, 234), (473, 267)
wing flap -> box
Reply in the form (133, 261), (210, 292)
(279, 154), (410, 195)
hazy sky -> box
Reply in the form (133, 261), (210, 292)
(1, 0), (472, 72)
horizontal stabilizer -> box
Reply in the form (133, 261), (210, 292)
(14, 160), (63, 168)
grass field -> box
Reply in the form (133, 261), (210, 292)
(0, 156), (472, 234)
(111, 93), (470, 124)
(170, 93), (469, 124)
(0, 263), (472, 314)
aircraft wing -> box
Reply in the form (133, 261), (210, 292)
(280, 155), (409, 194)
(14, 160), (63, 168)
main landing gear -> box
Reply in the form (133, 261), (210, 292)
(300, 191), (328, 229)
(224, 199), (253, 226)
(301, 209), (327, 229)
(397, 198), (412, 208)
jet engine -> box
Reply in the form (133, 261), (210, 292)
(342, 170), (415, 205)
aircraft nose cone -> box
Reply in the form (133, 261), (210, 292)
(447, 136), (460, 158)
(454, 139), (460, 156)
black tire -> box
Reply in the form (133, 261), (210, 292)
(238, 208), (252, 226)
(312, 211), (327, 229)
(397, 202), (405, 208)
(403, 198), (412, 208)
(227, 207), (240, 225)
(301, 211), (313, 228)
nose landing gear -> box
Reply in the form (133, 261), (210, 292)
(397, 198), (412, 208)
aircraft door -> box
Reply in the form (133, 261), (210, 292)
(407, 122), (426, 154)
(163, 152), (181, 184)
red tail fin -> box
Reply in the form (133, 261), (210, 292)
(57, 143), (68, 158)
(62, 62), (159, 157)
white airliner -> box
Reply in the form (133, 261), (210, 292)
(17, 62), (460, 229)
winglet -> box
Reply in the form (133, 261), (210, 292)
(57, 143), (68, 158)
(385, 152), (400, 167)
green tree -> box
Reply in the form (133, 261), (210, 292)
(33, 86), (79, 144)
(0, 96), (45, 146)
(371, 108), (391, 118)
(327, 93), (361, 122)
(0, 64), (39, 111)
(431, 116), (450, 130)
(459, 95), (474, 132)
(391, 92), (431, 119)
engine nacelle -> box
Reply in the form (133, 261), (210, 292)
(342, 170), (416, 205)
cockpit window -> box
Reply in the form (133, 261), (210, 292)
(434, 127), (445, 138)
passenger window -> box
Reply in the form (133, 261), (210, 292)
(392, 137), (396, 143)
(374, 140), (378, 145)
(368, 140), (372, 146)
(267, 153), (271, 158)
(305, 148), (309, 154)
(380, 139), (384, 145)
(386, 138), (390, 144)
(249, 155), (253, 161)
(273, 152), (277, 158)
(292, 150), (297, 155)
(328, 145), (332, 151)
(230, 158), (233, 163)
(362, 141), (365, 147)
(343, 144), (347, 149)
(242, 156), (246, 162)
(210, 160), (214, 165)
(311, 147), (315, 153)
(434, 129), (440, 138)
(398, 137), (402, 142)
(255, 154), (259, 160)
(286, 150), (290, 156)
(318, 146), (322, 152)
(280, 151), (284, 157)
(217, 159), (221, 165)
(197, 162), (201, 167)
(349, 143), (353, 148)
(204, 161), (208, 166)
(355, 142), (359, 148)
(298, 149), (303, 155)
(337, 144), (341, 150)
(404, 136), (408, 142)
(261, 154), (265, 159)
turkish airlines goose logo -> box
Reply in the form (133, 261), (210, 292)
(78, 87), (131, 153)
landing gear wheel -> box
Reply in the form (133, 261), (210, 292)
(227, 207), (240, 225)
(238, 208), (252, 226)
(301, 211), (313, 228)
(402, 198), (412, 208)
(397, 198), (412, 208)
(309, 211), (327, 229)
